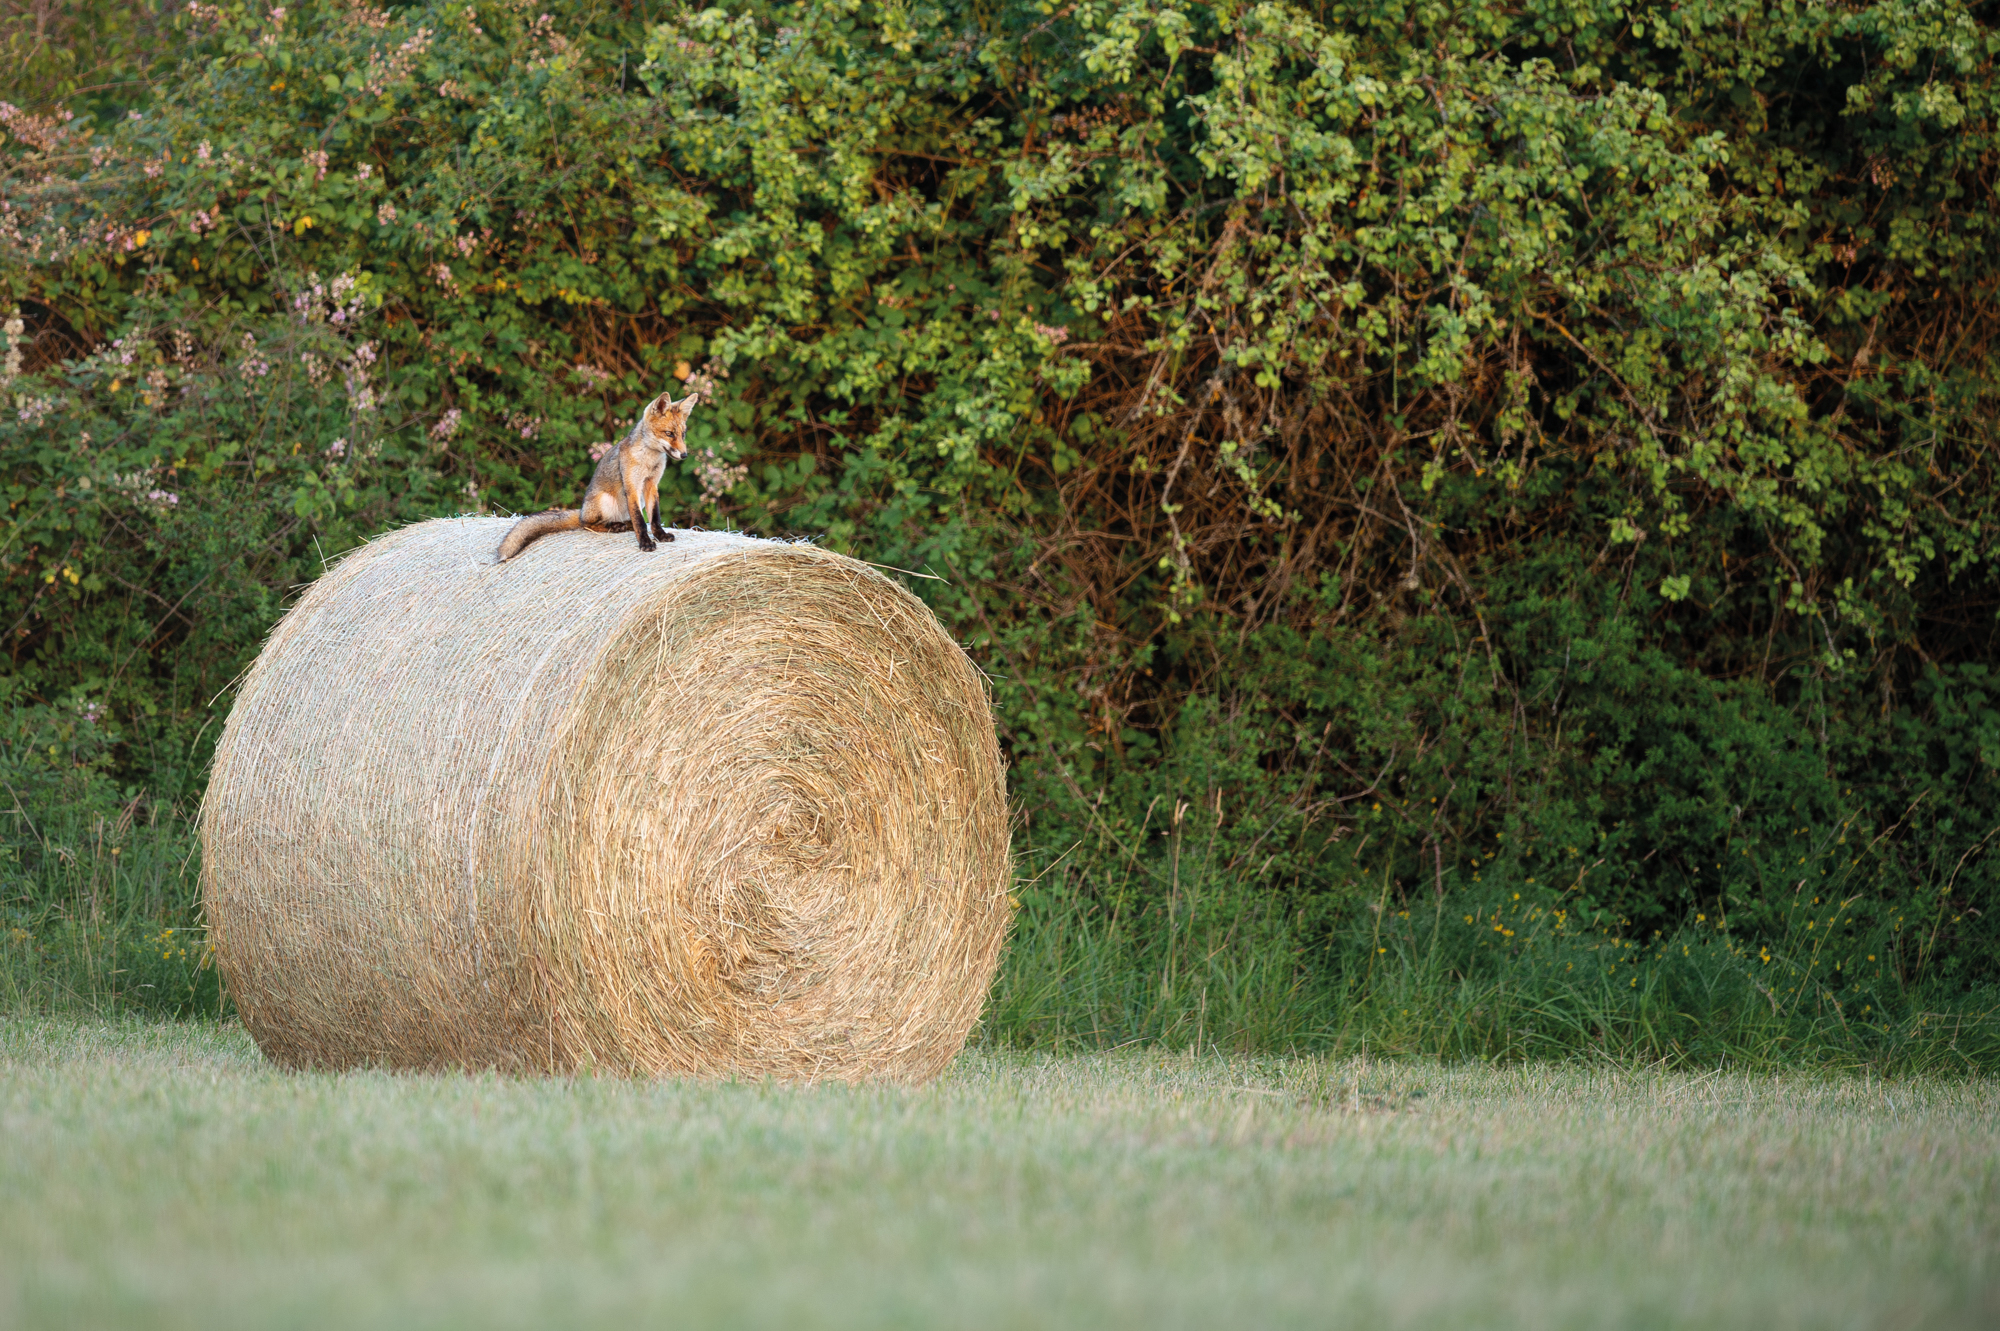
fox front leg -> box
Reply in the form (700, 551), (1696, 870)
(646, 478), (672, 543)
(626, 475), (656, 552)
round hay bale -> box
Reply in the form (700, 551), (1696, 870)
(201, 518), (1011, 1082)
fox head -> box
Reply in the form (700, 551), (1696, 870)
(640, 392), (696, 460)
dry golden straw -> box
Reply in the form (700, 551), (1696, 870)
(201, 518), (1011, 1082)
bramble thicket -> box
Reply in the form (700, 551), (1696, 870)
(2, 0), (1996, 1064)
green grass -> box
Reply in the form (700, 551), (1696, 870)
(989, 865), (2000, 1072)
(3, 1016), (1996, 1329)
(8, 795), (1994, 1072)
(2, 790), (219, 1018)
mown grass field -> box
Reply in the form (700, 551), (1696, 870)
(2, 1017), (1995, 1330)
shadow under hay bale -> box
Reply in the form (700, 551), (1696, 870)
(201, 519), (1011, 1082)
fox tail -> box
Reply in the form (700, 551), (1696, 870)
(497, 509), (584, 561)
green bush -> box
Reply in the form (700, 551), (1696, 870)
(1, 0), (1994, 1063)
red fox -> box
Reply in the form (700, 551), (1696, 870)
(496, 393), (696, 561)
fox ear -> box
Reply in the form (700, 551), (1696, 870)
(647, 393), (695, 421)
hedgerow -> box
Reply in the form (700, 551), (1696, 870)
(2, 0), (1995, 1062)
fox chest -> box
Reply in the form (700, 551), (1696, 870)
(581, 451), (668, 525)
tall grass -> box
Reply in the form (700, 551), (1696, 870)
(1333, 889), (2000, 1072)
(984, 829), (2000, 1074)
(6, 786), (1992, 1072)
(984, 875), (1336, 1052)
(1, 789), (220, 1017)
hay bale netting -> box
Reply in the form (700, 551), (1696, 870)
(201, 518), (1011, 1082)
